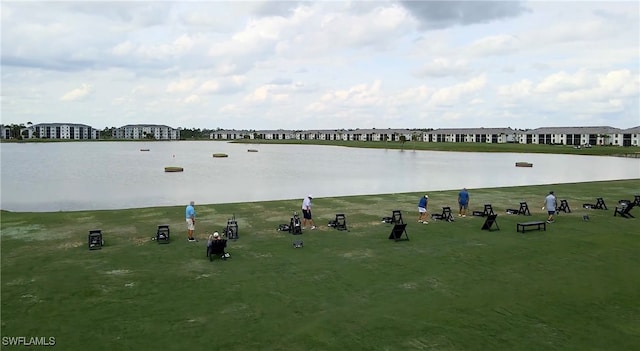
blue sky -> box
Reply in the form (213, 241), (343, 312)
(1, 1), (638, 130)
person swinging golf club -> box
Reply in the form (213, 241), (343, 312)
(302, 194), (316, 230)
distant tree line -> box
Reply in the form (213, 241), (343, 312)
(98, 127), (219, 139)
(178, 128), (218, 139)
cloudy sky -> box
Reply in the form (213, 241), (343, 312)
(1, 1), (638, 130)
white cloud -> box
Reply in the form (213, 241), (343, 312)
(498, 80), (534, 98)
(199, 76), (247, 94)
(244, 85), (290, 104)
(468, 35), (520, 57)
(598, 70), (638, 97)
(132, 85), (152, 96)
(166, 79), (197, 93)
(319, 80), (383, 107)
(1, 1), (637, 129)
(555, 70), (639, 104)
(427, 75), (487, 107)
(416, 58), (471, 77)
(199, 81), (220, 94)
(393, 85), (433, 104)
(534, 70), (590, 94)
(136, 34), (196, 59)
(183, 95), (200, 104)
(60, 84), (93, 101)
(112, 41), (135, 56)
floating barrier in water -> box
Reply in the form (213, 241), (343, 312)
(515, 162), (533, 167)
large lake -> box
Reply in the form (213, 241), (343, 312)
(1, 141), (639, 212)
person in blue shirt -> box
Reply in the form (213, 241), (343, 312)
(458, 188), (470, 217)
(185, 201), (196, 242)
(418, 195), (429, 224)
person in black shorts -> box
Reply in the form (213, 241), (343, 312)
(301, 194), (316, 230)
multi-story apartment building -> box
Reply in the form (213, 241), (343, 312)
(4, 122), (637, 147)
(32, 123), (100, 139)
(423, 128), (516, 143)
(518, 126), (622, 146)
(209, 130), (252, 140)
(113, 124), (180, 140)
(0, 125), (11, 139)
(207, 126), (638, 147)
(621, 126), (640, 146)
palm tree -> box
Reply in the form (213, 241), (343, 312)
(597, 134), (610, 146)
(399, 135), (407, 150)
(10, 124), (25, 139)
(411, 132), (418, 151)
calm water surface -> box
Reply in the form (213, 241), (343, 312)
(1, 141), (639, 212)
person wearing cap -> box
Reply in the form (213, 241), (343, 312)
(207, 232), (230, 259)
(207, 232), (220, 247)
(185, 201), (197, 242)
(543, 191), (557, 223)
(302, 194), (316, 230)
(418, 194), (429, 224)
(458, 188), (470, 217)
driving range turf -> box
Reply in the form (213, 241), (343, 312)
(1, 179), (639, 350)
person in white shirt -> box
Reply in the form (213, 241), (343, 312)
(301, 194), (316, 230)
(543, 191), (557, 223)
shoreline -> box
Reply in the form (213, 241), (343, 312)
(2, 138), (639, 156)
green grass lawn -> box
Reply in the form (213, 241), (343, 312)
(233, 139), (640, 156)
(1, 180), (639, 350)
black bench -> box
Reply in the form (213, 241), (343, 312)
(517, 221), (546, 233)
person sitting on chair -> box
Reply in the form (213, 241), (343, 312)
(207, 232), (230, 259)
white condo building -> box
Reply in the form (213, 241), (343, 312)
(113, 124), (180, 140)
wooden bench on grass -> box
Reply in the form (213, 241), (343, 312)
(517, 221), (546, 233)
